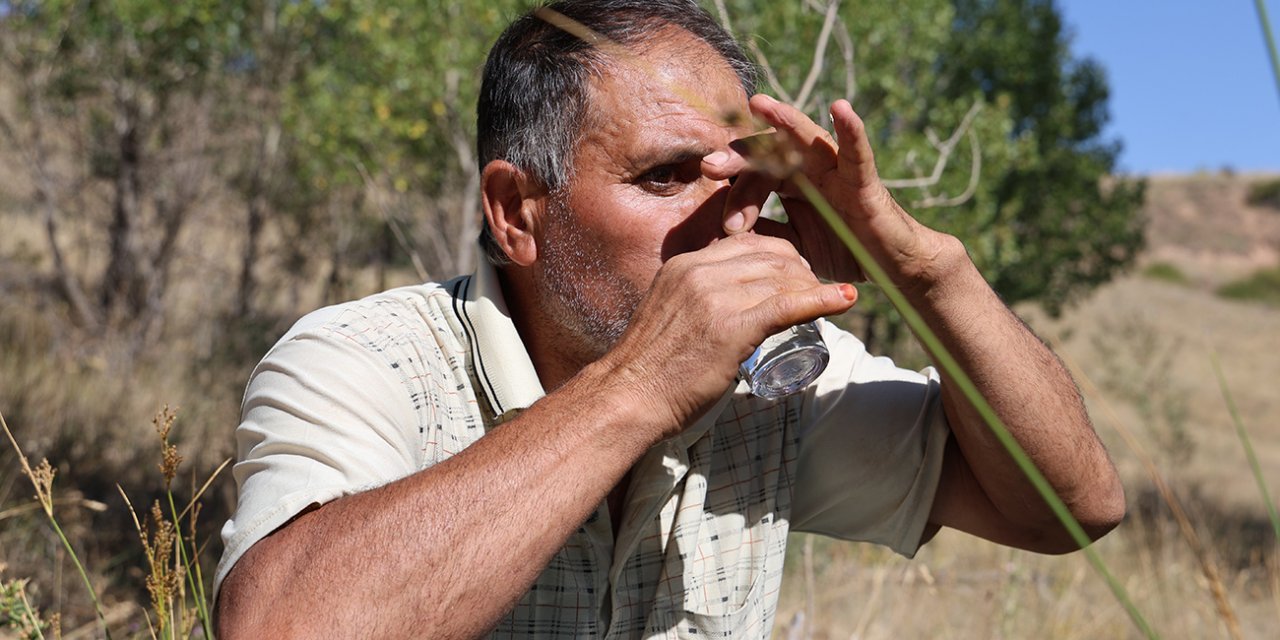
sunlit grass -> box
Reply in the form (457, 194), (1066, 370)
(1142, 262), (1191, 286)
(1, 406), (226, 639)
(1217, 266), (1280, 306)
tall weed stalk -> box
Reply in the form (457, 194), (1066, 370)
(1, 410), (113, 640)
(1256, 0), (1280, 105)
(794, 176), (1158, 638)
(2, 406), (227, 639)
(1212, 355), (1280, 542)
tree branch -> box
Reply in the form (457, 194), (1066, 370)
(794, 0), (842, 112)
(712, 0), (737, 39)
(882, 100), (983, 189)
(444, 68), (481, 276)
(912, 128), (982, 209)
(747, 39), (794, 104)
(804, 0), (856, 102)
(353, 160), (431, 283)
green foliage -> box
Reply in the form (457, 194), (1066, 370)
(1245, 177), (1280, 210)
(280, 0), (523, 191)
(0, 577), (50, 640)
(942, 0), (1145, 316)
(1, 0), (1144, 341)
(1217, 266), (1280, 306)
(718, 0), (1143, 354)
(1142, 262), (1190, 285)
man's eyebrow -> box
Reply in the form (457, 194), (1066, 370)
(628, 145), (717, 171)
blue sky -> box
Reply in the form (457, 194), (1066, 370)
(1057, 0), (1280, 174)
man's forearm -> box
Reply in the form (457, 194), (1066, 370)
(912, 235), (1124, 549)
(216, 361), (659, 639)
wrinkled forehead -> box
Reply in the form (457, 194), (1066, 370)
(576, 28), (753, 168)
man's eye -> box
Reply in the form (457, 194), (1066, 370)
(639, 166), (678, 187)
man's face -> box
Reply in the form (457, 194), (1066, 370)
(533, 28), (754, 358)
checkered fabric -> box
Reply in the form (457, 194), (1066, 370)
(215, 261), (949, 638)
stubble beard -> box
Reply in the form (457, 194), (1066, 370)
(535, 198), (644, 361)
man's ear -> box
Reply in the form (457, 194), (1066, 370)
(481, 160), (545, 267)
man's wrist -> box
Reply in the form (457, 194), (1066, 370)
(884, 229), (974, 302)
(554, 358), (677, 455)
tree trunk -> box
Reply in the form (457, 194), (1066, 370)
(40, 192), (98, 330)
(861, 307), (880, 356)
(238, 188), (266, 318)
(102, 108), (150, 324)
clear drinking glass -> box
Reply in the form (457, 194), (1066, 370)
(739, 321), (829, 399)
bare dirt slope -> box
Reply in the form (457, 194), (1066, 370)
(1024, 173), (1280, 510)
(1143, 173), (1280, 285)
(776, 173), (1280, 639)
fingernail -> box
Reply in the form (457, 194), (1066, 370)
(725, 211), (745, 232)
(759, 94), (779, 106)
(839, 283), (858, 302)
(704, 150), (729, 167)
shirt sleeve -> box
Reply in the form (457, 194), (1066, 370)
(789, 320), (951, 558)
(212, 311), (421, 600)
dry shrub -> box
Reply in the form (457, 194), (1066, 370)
(0, 289), (245, 633)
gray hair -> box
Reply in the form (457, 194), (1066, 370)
(475, 0), (758, 265)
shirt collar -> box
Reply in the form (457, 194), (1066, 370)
(452, 260), (546, 417)
(454, 261), (741, 426)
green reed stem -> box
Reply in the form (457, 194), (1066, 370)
(1255, 0), (1280, 106)
(2, 410), (114, 640)
(794, 176), (1158, 639)
(14, 579), (48, 640)
(166, 492), (213, 638)
(46, 506), (115, 639)
(1212, 354), (1280, 542)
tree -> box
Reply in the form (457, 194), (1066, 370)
(0, 0), (240, 342)
(2, 0), (1140, 349)
(944, 0), (1145, 316)
(715, 0), (1144, 353)
(268, 0), (528, 297)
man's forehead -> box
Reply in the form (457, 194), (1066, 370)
(591, 29), (745, 113)
(578, 30), (750, 167)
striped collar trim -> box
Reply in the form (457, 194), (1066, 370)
(449, 261), (545, 417)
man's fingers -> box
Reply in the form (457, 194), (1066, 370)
(701, 148), (747, 181)
(693, 229), (799, 261)
(720, 171), (779, 234)
(747, 282), (857, 333)
(830, 99), (880, 187)
(748, 94), (838, 175)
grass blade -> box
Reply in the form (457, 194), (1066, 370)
(2, 410), (115, 640)
(1255, 0), (1280, 107)
(794, 176), (1159, 639)
(1212, 353), (1280, 542)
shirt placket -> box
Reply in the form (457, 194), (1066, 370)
(605, 390), (736, 638)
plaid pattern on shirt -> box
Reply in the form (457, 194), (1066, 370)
(485, 389), (799, 638)
(217, 260), (948, 639)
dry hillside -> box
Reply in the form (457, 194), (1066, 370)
(775, 172), (1280, 639)
(2, 163), (1279, 637)
(1031, 173), (1280, 509)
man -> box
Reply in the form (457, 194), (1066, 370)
(214, 1), (1125, 637)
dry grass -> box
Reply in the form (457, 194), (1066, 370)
(775, 173), (1280, 638)
(4, 154), (1280, 636)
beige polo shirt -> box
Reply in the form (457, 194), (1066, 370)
(215, 261), (949, 638)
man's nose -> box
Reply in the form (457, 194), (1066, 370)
(658, 179), (734, 261)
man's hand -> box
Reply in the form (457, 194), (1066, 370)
(701, 95), (954, 291)
(599, 232), (857, 440)
(703, 94), (1125, 554)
